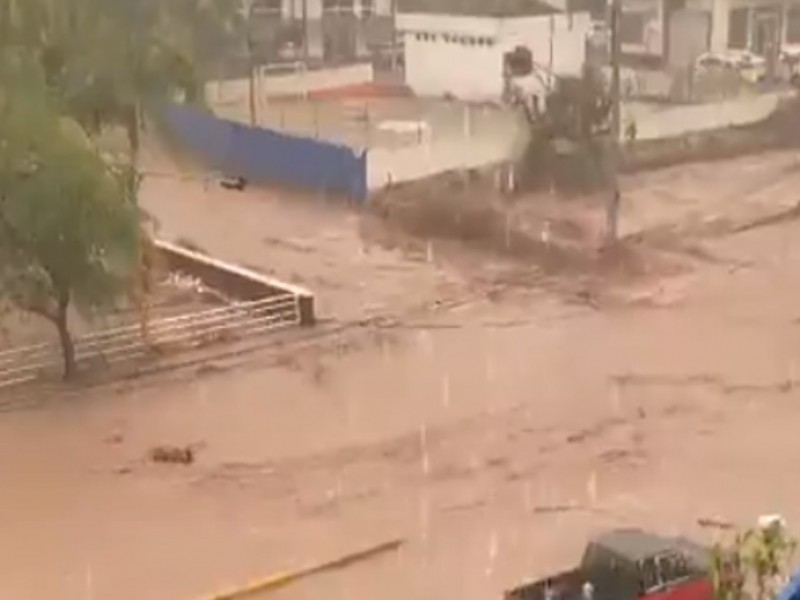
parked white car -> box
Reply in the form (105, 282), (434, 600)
(780, 44), (800, 86)
(694, 49), (767, 83)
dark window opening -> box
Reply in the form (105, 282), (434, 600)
(361, 0), (374, 17)
(787, 6), (800, 43)
(251, 0), (282, 16)
(728, 8), (749, 49)
(323, 0), (355, 13)
(620, 12), (646, 45)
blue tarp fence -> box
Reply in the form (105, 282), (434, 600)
(161, 104), (368, 201)
(777, 571), (800, 600)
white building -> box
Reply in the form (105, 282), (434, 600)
(619, 0), (800, 64)
(396, 0), (593, 102)
(248, 0), (395, 64)
(707, 0), (800, 55)
(251, 0), (393, 20)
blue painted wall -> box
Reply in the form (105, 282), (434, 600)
(161, 104), (367, 201)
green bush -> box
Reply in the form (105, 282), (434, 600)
(712, 521), (797, 600)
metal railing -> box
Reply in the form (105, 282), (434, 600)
(0, 293), (301, 390)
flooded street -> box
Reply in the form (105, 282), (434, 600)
(3, 151), (800, 599)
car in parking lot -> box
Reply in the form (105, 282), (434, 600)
(780, 44), (800, 86)
(694, 49), (767, 83)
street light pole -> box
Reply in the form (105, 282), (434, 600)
(605, 0), (622, 245)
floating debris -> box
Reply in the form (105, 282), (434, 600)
(163, 272), (207, 295)
(148, 445), (196, 465)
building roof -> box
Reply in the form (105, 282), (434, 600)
(589, 529), (710, 570)
(591, 529), (683, 563)
(398, 0), (562, 17)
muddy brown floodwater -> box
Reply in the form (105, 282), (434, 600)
(2, 150), (800, 600)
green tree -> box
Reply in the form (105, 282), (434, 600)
(10, 0), (241, 160)
(0, 56), (139, 379)
(1, 0), (239, 343)
(712, 522), (797, 600)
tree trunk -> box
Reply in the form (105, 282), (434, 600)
(125, 103), (152, 343)
(54, 290), (76, 380)
(126, 104), (141, 175)
(136, 232), (153, 344)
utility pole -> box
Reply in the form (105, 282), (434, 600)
(391, 0), (399, 72)
(243, 0), (258, 126)
(548, 13), (555, 92)
(302, 0), (309, 64)
(605, 0), (622, 245)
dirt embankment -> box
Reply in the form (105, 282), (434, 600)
(365, 169), (673, 285)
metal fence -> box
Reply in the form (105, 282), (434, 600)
(0, 294), (300, 390)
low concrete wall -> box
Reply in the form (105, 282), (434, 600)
(207, 63), (376, 103)
(622, 96), (800, 172)
(306, 81), (412, 100)
(626, 92), (790, 141)
(263, 63), (374, 98)
(155, 240), (315, 326)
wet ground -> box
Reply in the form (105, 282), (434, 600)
(3, 150), (800, 599)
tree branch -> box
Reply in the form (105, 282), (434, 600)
(0, 196), (26, 251)
(19, 300), (57, 324)
(0, 198), (58, 323)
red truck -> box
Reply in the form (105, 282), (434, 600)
(505, 529), (714, 600)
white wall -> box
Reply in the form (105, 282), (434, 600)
(372, 0), (393, 16)
(400, 12), (590, 102)
(668, 9), (710, 68)
(260, 62), (375, 96)
(206, 63), (375, 107)
(403, 31), (504, 101)
(625, 91), (786, 140)
(709, 0), (730, 51)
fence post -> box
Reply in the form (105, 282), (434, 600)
(364, 100), (371, 148)
(463, 103), (472, 139)
(297, 293), (316, 326)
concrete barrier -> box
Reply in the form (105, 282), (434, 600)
(626, 92), (789, 141)
(207, 63), (377, 103)
(156, 240), (315, 326)
(263, 63), (374, 98)
(622, 95), (800, 172)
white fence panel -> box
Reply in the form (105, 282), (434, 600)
(0, 294), (301, 390)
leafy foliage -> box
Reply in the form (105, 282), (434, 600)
(711, 523), (797, 600)
(0, 52), (139, 378)
(517, 66), (613, 193)
(1, 0), (241, 154)
(1, 0), (240, 370)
